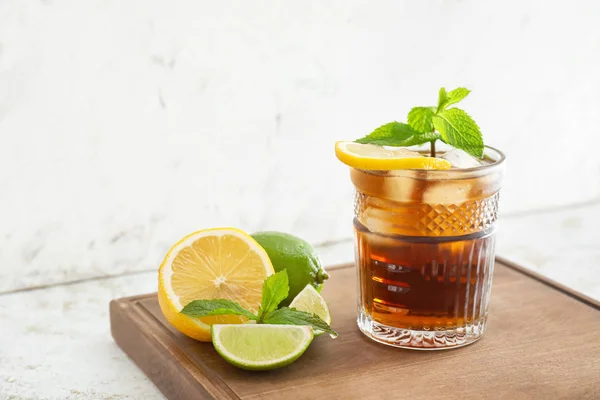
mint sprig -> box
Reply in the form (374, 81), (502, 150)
(180, 270), (337, 337)
(355, 87), (484, 158)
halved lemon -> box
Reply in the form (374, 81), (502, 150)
(158, 228), (274, 341)
(335, 141), (451, 170)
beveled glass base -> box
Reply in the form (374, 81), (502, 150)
(357, 309), (487, 350)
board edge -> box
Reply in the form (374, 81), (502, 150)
(110, 298), (241, 400)
(496, 255), (600, 310)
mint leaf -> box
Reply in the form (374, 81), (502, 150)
(438, 87), (471, 111)
(432, 108), (484, 157)
(263, 307), (338, 338)
(355, 122), (423, 146)
(446, 88), (471, 107)
(437, 87), (449, 111)
(407, 107), (435, 133)
(181, 299), (257, 320)
(395, 131), (441, 147)
(258, 270), (289, 320)
(446, 87), (470, 107)
(358, 129), (440, 147)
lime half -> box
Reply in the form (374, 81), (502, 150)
(211, 324), (314, 371)
(289, 284), (332, 335)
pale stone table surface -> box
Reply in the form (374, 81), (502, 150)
(1, 202), (599, 400)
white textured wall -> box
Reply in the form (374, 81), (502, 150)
(2, 0), (600, 291)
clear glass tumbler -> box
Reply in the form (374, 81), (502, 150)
(352, 146), (505, 349)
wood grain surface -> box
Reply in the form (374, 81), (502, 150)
(110, 260), (600, 400)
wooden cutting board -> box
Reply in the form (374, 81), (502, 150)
(110, 258), (600, 400)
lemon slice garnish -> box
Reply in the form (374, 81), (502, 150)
(335, 141), (451, 170)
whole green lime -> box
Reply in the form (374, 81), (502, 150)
(251, 231), (329, 306)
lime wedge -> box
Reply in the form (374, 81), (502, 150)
(211, 324), (314, 370)
(289, 284), (332, 335)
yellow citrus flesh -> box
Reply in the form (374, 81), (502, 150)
(335, 141), (451, 170)
(158, 228), (274, 341)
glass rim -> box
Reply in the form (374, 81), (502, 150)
(354, 145), (506, 179)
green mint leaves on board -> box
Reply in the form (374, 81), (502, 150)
(180, 270), (337, 337)
(355, 87), (484, 158)
(181, 299), (258, 320)
(263, 307), (338, 337)
(258, 268), (289, 320)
